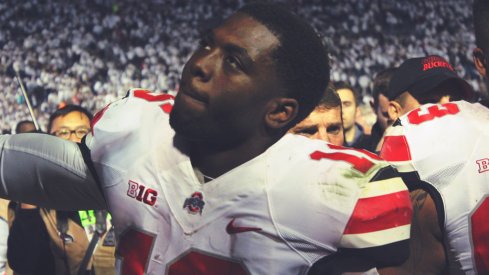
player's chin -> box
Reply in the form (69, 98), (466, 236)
(170, 104), (203, 138)
(170, 113), (236, 149)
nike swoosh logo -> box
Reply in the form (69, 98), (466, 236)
(226, 218), (262, 234)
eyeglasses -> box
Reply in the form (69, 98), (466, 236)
(51, 127), (90, 139)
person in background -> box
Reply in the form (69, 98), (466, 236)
(14, 120), (37, 134)
(367, 67), (397, 153)
(289, 82), (344, 146)
(8, 105), (115, 275)
(473, 0), (489, 107)
(379, 55), (482, 274)
(0, 120), (38, 275)
(335, 81), (370, 149)
(385, 55), (473, 121)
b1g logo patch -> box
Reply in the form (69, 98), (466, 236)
(183, 192), (205, 215)
(127, 180), (158, 206)
(477, 158), (489, 174)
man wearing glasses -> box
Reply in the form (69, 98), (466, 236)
(49, 108), (91, 141)
(8, 105), (116, 275)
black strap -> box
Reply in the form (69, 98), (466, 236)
(77, 210), (108, 275)
(78, 138), (105, 201)
(55, 210), (74, 275)
(77, 232), (100, 275)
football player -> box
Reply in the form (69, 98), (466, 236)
(379, 55), (489, 274)
(0, 3), (412, 274)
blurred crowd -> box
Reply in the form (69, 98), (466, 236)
(0, 0), (482, 132)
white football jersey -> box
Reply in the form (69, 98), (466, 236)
(381, 101), (489, 275)
(87, 89), (411, 275)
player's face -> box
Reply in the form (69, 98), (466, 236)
(289, 106), (344, 146)
(170, 13), (282, 146)
(50, 111), (91, 142)
(337, 88), (357, 131)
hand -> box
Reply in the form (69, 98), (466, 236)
(20, 203), (37, 209)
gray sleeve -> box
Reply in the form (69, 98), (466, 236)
(0, 133), (106, 210)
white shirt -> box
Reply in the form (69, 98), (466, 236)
(381, 101), (489, 275)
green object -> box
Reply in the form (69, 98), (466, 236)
(78, 210), (111, 227)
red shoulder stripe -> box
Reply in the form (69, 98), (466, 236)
(380, 135), (412, 162)
(133, 89), (174, 102)
(310, 151), (374, 174)
(328, 144), (382, 160)
(343, 190), (412, 234)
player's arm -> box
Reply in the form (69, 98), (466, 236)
(339, 166), (412, 267)
(378, 188), (446, 275)
(0, 133), (105, 210)
(309, 166), (413, 274)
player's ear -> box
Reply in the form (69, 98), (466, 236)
(388, 100), (402, 122)
(473, 48), (487, 78)
(265, 97), (299, 129)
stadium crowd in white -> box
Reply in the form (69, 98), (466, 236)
(0, 0), (482, 132)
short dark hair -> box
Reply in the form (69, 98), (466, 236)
(474, 0), (489, 54)
(15, 120), (36, 134)
(48, 105), (93, 132)
(238, 3), (330, 126)
(372, 67), (397, 109)
(317, 82), (341, 109)
(333, 81), (359, 106)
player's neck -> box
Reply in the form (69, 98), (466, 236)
(190, 136), (277, 179)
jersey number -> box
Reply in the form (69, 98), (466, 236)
(407, 103), (460, 125)
(133, 89), (173, 114)
(91, 90), (174, 132)
(118, 229), (248, 275)
(310, 144), (381, 174)
(117, 228), (156, 275)
(471, 196), (489, 273)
